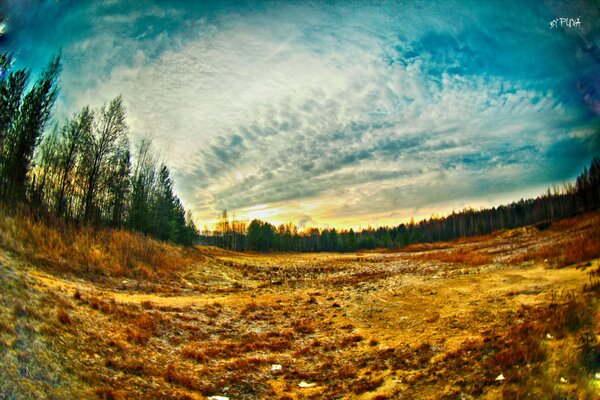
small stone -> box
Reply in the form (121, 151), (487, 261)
(495, 374), (505, 381)
(271, 364), (282, 371)
(298, 381), (316, 388)
(560, 377), (567, 384)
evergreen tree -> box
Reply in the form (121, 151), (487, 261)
(1, 55), (60, 201)
(128, 138), (157, 234)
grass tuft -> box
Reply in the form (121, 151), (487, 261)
(56, 307), (71, 324)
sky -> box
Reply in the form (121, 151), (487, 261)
(1, 0), (599, 229)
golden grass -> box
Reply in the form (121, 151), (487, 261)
(0, 208), (197, 280)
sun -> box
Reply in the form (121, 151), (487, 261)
(242, 204), (280, 222)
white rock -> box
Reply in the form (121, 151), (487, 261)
(271, 364), (282, 371)
(298, 381), (316, 388)
(546, 333), (553, 339)
(207, 397), (229, 400)
(495, 374), (505, 381)
(595, 372), (600, 380)
(560, 377), (567, 384)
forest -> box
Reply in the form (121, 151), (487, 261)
(202, 157), (600, 252)
(0, 54), (199, 245)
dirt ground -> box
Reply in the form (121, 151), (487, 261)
(1, 215), (600, 399)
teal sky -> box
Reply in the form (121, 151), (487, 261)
(1, 0), (599, 228)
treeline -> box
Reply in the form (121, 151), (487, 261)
(203, 157), (600, 252)
(0, 53), (199, 245)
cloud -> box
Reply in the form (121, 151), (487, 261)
(4, 0), (599, 228)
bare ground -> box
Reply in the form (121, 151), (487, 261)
(1, 214), (600, 399)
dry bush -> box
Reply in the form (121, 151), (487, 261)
(125, 326), (150, 345)
(94, 387), (125, 400)
(134, 312), (162, 336)
(165, 364), (215, 393)
(56, 307), (71, 324)
(0, 318), (14, 335)
(340, 334), (364, 347)
(106, 357), (146, 375)
(398, 243), (452, 252)
(487, 321), (545, 369)
(414, 247), (493, 266)
(337, 364), (359, 379)
(350, 377), (384, 394)
(12, 300), (27, 317)
(292, 318), (316, 334)
(181, 345), (210, 363)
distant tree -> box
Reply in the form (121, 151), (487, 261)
(247, 219), (275, 251)
(216, 209), (231, 249)
(231, 213), (246, 251)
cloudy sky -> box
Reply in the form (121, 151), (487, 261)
(1, 0), (599, 229)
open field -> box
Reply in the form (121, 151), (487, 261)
(1, 213), (600, 399)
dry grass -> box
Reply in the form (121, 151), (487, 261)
(511, 217), (600, 267)
(0, 208), (197, 281)
(1, 208), (599, 399)
(395, 232), (502, 253)
(412, 247), (493, 266)
(433, 291), (600, 399)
